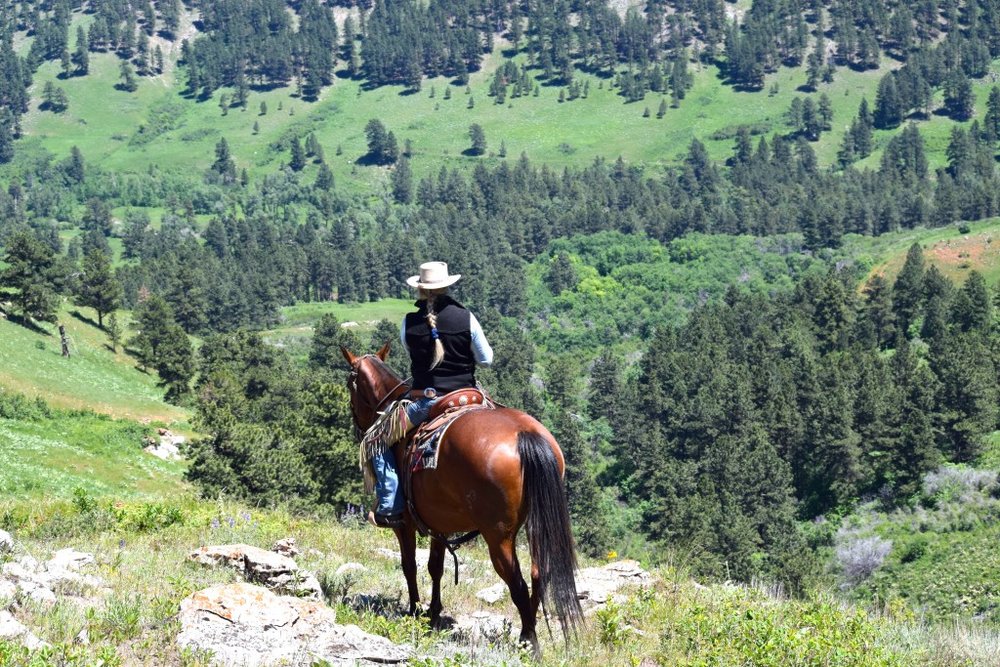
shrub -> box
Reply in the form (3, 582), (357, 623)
(923, 466), (998, 505)
(835, 531), (892, 585)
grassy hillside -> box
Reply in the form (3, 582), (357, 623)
(861, 218), (1000, 286)
(0, 303), (187, 424)
(1, 495), (997, 666)
(13, 9), (1000, 199)
(836, 443), (1000, 629)
(262, 298), (412, 360)
(0, 405), (187, 499)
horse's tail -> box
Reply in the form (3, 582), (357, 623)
(517, 430), (583, 638)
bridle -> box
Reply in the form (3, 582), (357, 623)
(347, 355), (410, 438)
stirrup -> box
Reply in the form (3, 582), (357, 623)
(368, 510), (404, 529)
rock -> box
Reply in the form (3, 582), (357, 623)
(335, 563), (366, 577)
(189, 544), (320, 599)
(0, 579), (15, 604)
(452, 612), (512, 644)
(48, 548), (95, 571)
(2, 551), (102, 607)
(177, 583), (410, 666)
(74, 627), (90, 645)
(272, 537), (299, 558)
(0, 530), (13, 554)
(146, 429), (186, 460)
(475, 583), (506, 605)
(0, 610), (47, 650)
(575, 560), (653, 609)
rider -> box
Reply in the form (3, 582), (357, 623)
(369, 261), (493, 529)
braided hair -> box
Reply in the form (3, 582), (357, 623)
(418, 287), (447, 370)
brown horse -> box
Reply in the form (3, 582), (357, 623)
(341, 344), (583, 653)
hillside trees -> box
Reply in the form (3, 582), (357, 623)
(74, 248), (122, 328)
(130, 294), (194, 400)
(0, 231), (68, 324)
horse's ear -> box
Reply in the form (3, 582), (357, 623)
(376, 341), (391, 361)
(340, 346), (357, 365)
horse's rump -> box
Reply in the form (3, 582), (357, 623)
(409, 407), (561, 535)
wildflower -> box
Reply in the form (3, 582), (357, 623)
(210, 518), (220, 530)
(606, 550), (618, 561)
(240, 512), (251, 522)
(118, 539), (126, 549)
(226, 517), (236, 528)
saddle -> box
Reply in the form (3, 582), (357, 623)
(406, 388), (492, 473)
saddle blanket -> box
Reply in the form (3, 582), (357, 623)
(409, 404), (492, 473)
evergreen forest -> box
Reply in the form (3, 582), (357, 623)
(2, 0), (1000, 656)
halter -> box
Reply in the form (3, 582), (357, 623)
(347, 355), (410, 439)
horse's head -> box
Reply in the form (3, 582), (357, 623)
(341, 343), (408, 436)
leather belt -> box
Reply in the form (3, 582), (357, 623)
(409, 388), (437, 399)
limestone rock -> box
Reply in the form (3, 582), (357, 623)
(452, 612), (513, 644)
(177, 583), (410, 666)
(475, 583), (506, 605)
(575, 560), (653, 609)
(0, 579), (15, 603)
(0, 530), (13, 555)
(0, 610), (47, 650)
(272, 537), (299, 558)
(144, 429), (185, 461)
(189, 544), (320, 599)
(2, 551), (102, 607)
(48, 548), (95, 571)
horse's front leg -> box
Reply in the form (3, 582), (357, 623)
(428, 536), (447, 628)
(394, 523), (420, 615)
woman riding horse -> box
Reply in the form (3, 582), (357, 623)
(342, 262), (582, 654)
(369, 261), (493, 529)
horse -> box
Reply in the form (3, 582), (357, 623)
(341, 344), (583, 654)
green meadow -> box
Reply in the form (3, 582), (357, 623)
(0, 303), (188, 424)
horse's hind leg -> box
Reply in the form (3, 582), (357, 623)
(486, 536), (538, 655)
(427, 537), (447, 628)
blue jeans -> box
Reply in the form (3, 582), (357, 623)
(372, 397), (439, 516)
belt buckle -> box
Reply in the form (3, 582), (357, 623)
(423, 388), (437, 399)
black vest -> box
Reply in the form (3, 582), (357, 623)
(404, 296), (476, 393)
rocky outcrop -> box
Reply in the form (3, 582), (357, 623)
(143, 428), (185, 461)
(575, 560), (654, 610)
(1, 548), (104, 607)
(0, 610), (47, 650)
(188, 544), (322, 599)
(177, 583), (410, 667)
(0, 530), (13, 555)
(0, 542), (104, 651)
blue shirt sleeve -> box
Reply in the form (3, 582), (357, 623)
(469, 313), (493, 367)
(400, 317), (408, 351)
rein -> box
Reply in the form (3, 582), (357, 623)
(348, 355), (410, 438)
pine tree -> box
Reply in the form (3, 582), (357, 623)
(72, 27), (89, 74)
(468, 124), (486, 155)
(874, 74), (902, 129)
(75, 249), (122, 328)
(985, 87), (1000, 141)
(392, 157), (413, 203)
(118, 60), (138, 92)
(944, 72), (975, 122)
(0, 232), (66, 324)
(892, 243), (925, 336)
(289, 137), (306, 171)
(314, 162), (334, 191)
(106, 312), (123, 353)
(309, 314), (361, 374)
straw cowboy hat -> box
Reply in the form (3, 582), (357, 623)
(406, 261), (462, 289)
